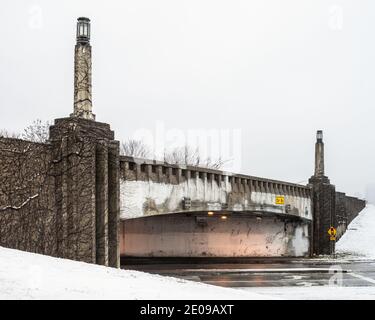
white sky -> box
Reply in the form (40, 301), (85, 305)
(0, 0), (374, 197)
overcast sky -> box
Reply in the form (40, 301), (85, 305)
(0, 0), (374, 197)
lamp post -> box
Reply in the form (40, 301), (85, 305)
(76, 17), (91, 44)
(316, 130), (323, 142)
(71, 17), (95, 120)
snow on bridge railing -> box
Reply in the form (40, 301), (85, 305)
(119, 155), (312, 199)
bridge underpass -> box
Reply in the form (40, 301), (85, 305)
(120, 210), (311, 259)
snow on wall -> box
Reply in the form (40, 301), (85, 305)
(120, 179), (312, 220)
(0, 246), (268, 299)
(336, 204), (375, 259)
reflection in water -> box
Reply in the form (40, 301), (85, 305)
(122, 262), (345, 288)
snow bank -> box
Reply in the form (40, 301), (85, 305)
(0, 246), (267, 300)
(336, 204), (375, 259)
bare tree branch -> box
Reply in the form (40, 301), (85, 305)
(22, 119), (50, 143)
(120, 139), (150, 158)
(164, 145), (229, 169)
(0, 194), (39, 212)
(0, 130), (20, 139)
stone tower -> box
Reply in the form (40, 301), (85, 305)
(71, 17), (95, 120)
(49, 18), (120, 267)
(314, 130), (325, 177)
(308, 130), (336, 255)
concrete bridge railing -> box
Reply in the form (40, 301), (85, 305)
(119, 156), (313, 221)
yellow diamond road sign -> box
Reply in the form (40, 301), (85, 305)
(328, 227), (337, 236)
(275, 196), (285, 205)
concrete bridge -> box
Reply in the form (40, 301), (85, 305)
(118, 128), (366, 260)
(119, 156), (313, 258)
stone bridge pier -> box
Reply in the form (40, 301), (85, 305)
(49, 18), (121, 267)
(50, 118), (120, 267)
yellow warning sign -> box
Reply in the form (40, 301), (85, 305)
(328, 227), (337, 236)
(330, 236), (336, 241)
(275, 196), (285, 205)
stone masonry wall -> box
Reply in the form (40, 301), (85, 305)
(49, 117), (120, 267)
(0, 137), (57, 256)
(308, 177), (336, 256)
(0, 118), (120, 267)
(336, 192), (366, 240)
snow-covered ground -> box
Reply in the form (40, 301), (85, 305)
(1, 204), (374, 300)
(0, 246), (268, 300)
(336, 204), (375, 259)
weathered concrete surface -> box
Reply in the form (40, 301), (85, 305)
(71, 18), (95, 120)
(336, 192), (366, 240)
(49, 117), (120, 267)
(119, 156), (312, 221)
(309, 176), (336, 256)
(308, 131), (366, 254)
(308, 131), (336, 255)
(120, 213), (310, 258)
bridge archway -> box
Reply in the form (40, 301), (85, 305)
(120, 211), (310, 259)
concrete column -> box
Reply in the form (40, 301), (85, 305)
(108, 141), (120, 268)
(177, 168), (182, 184)
(309, 181), (336, 255)
(157, 165), (163, 182)
(72, 18), (95, 120)
(48, 18), (120, 266)
(122, 161), (128, 179)
(244, 179), (249, 193)
(66, 136), (76, 260)
(135, 164), (141, 181)
(168, 167), (173, 183)
(53, 136), (69, 259)
(95, 141), (109, 266)
(202, 172), (207, 202)
(238, 178), (244, 193)
(208, 173), (214, 199)
(50, 119), (98, 264)
(147, 164), (152, 179)
(224, 175), (228, 190)
(315, 130), (324, 177)
(308, 130), (336, 256)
